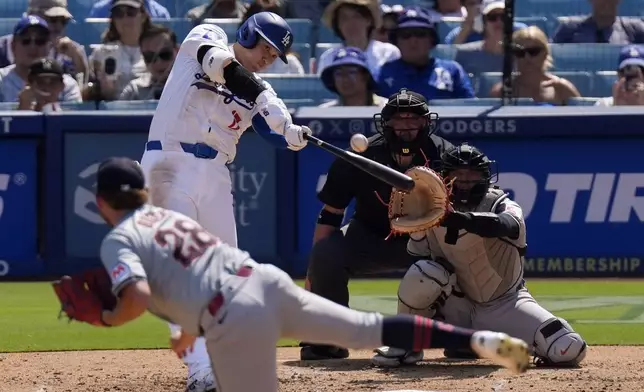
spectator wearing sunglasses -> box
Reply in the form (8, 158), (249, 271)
(0, 0), (88, 84)
(317, 0), (400, 81)
(319, 47), (387, 108)
(444, 0), (527, 45)
(377, 8), (474, 100)
(84, 0), (151, 101)
(0, 16), (80, 103)
(596, 45), (644, 106)
(490, 26), (580, 105)
(373, 4), (404, 44)
(119, 24), (177, 100)
(88, 0), (170, 19)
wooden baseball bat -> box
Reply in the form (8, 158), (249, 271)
(304, 133), (415, 191)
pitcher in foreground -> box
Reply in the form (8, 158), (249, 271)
(53, 157), (531, 392)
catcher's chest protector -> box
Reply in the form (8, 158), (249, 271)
(427, 188), (525, 303)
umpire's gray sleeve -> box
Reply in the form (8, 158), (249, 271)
(99, 231), (147, 296)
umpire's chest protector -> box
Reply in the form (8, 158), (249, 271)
(426, 188), (526, 304)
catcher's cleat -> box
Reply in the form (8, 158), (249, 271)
(371, 346), (424, 367)
(470, 331), (530, 374)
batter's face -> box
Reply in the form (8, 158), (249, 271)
(448, 168), (485, 190)
(242, 38), (280, 72)
(387, 112), (425, 141)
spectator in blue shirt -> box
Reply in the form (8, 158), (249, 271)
(444, 0), (527, 45)
(377, 8), (475, 100)
(88, 0), (170, 19)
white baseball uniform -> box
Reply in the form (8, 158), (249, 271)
(139, 24), (307, 383)
(100, 205), (384, 392)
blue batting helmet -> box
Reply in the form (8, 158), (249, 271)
(237, 11), (293, 64)
(320, 47), (375, 93)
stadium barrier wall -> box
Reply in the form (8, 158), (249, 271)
(0, 106), (642, 279)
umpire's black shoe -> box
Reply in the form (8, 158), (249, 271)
(443, 347), (479, 360)
(300, 344), (350, 360)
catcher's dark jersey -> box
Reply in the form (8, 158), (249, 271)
(318, 134), (453, 237)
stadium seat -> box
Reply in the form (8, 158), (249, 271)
(100, 100), (159, 110)
(0, 102), (18, 110)
(0, 1), (27, 18)
(82, 18), (193, 47)
(59, 101), (100, 110)
(317, 25), (341, 44)
(0, 18), (21, 37)
(428, 97), (537, 106)
(258, 74), (334, 104)
(432, 44), (457, 60)
(517, 0), (643, 18)
(550, 44), (622, 73)
(290, 43), (311, 73)
(567, 97), (601, 105)
(594, 71), (618, 97)
(437, 16), (551, 40)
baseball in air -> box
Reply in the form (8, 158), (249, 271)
(350, 133), (369, 152)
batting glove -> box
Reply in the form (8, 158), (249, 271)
(284, 124), (310, 151)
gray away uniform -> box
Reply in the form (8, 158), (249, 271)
(403, 188), (587, 365)
(100, 204), (384, 392)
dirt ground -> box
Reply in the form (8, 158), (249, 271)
(0, 346), (639, 392)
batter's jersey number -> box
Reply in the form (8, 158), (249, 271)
(155, 219), (217, 266)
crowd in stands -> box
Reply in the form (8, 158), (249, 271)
(0, 0), (644, 112)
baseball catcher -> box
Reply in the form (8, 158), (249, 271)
(372, 143), (588, 368)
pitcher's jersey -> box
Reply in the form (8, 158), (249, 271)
(99, 204), (253, 335)
(147, 24), (277, 162)
(408, 188), (527, 303)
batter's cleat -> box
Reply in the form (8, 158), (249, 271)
(300, 344), (349, 360)
(470, 331), (530, 374)
(371, 346), (424, 367)
(186, 368), (217, 392)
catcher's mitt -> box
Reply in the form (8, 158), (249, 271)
(388, 166), (452, 235)
(52, 267), (117, 327)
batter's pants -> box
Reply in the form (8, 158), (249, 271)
(200, 262), (384, 392)
(307, 219), (417, 307)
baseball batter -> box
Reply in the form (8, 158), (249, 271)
(86, 157), (530, 392)
(372, 143), (588, 368)
(138, 12), (310, 390)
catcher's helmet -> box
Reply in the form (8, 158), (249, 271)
(373, 88), (439, 157)
(440, 143), (498, 207)
(237, 11), (293, 64)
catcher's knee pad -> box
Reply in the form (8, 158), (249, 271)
(534, 317), (587, 366)
(397, 259), (456, 317)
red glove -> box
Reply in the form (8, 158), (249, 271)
(52, 267), (117, 327)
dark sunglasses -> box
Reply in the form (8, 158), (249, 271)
(142, 48), (174, 64)
(19, 36), (49, 46)
(513, 47), (543, 58)
(46, 17), (69, 26)
(484, 13), (504, 22)
(398, 30), (431, 40)
(111, 6), (139, 18)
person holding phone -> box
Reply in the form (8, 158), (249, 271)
(596, 45), (644, 106)
(119, 24), (178, 101)
(0, 16), (80, 104)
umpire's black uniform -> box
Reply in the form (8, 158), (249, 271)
(301, 89), (453, 360)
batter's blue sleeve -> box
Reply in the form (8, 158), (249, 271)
(251, 113), (289, 149)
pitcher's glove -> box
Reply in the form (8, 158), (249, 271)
(52, 267), (117, 327)
(388, 166), (453, 235)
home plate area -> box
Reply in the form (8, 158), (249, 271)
(0, 346), (641, 391)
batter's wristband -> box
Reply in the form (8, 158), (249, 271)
(317, 208), (343, 227)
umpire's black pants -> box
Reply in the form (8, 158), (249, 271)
(307, 219), (416, 308)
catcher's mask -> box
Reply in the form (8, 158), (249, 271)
(439, 143), (498, 207)
(373, 88), (438, 157)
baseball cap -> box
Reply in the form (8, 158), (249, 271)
(28, 0), (73, 19)
(618, 45), (644, 70)
(111, 0), (144, 9)
(28, 58), (64, 80)
(396, 8), (437, 30)
(13, 15), (49, 36)
(96, 157), (145, 195)
(481, 0), (505, 15)
(381, 4), (404, 16)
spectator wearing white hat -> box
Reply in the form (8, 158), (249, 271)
(445, 0), (527, 45)
(596, 45), (644, 106)
(0, 0), (88, 84)
(317, 0), (400, 81)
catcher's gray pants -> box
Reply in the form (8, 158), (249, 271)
(199, 263), (384, 392)
(307, 219), (416, 307)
